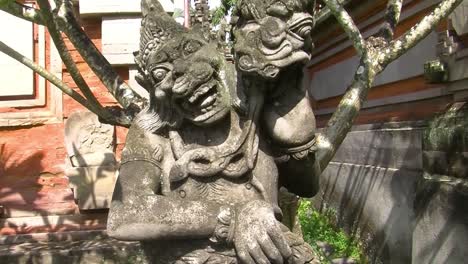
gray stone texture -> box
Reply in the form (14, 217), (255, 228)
(64, 111), (116, 167)
(106, 0), (321, 263)
(331, 127), (423, 170)
(67, 166), (117, 210)
(64, 111), (118, 210)
(412, 182), (468, 264)
(314, 112), (468, 264)
(314, 162), (419, 264)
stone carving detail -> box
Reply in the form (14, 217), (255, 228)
(108, 0), (320, 262)
(64, 111), (115, 167)
(65, 111), (117, 209)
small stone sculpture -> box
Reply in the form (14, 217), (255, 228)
(108, 0), (320, 263)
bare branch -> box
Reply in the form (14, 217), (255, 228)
(380, 0), (403, 41)
(322, 0), (366, 56)
(316, 0), (463, 171)
(53, 1), (144, 113)
(316, 57), (374, 170)
(0, 0), (44, 25)
(383, 0), (463, 64)
(36, 0), (130, 126)
(0, 40), (90, 109)
(314, 0), (351, 26)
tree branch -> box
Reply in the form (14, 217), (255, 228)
(0, 40), (90, 109)
(36, 0), (130, 126)
(322, 0), (366, 56)
(380, 0), (403, 41)
(383, 0), (463, 64)
(0, 0), (44, 25)
(315, 0), (463, 171)
(316, 56), (375, 170)
(53, 0), (144, 114)
(315, 0), (351, 27)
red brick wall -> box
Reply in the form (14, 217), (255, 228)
(0, 16), (129, 228)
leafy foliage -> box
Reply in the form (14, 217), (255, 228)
(298, 200), (366, 263)
(172, 8), (184, 19)
(211, 0), (237, 25)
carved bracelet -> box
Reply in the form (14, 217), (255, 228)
(275, 137), (317, 162)
(210, 206), (236, 244)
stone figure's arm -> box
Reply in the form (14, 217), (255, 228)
(107, 127), (219, 241)
(277, 153), (320, 198)
(262, 81), (319, 197)
(263, 84), (316, 149)
(109, 157), (295, 263)
(107, 162), (220, 241)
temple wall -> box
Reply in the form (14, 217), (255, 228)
(309, 0), (468, 263)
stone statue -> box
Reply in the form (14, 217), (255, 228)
(108, 0), (320, 263)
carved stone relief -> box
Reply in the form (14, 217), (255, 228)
(107, 0), (320, 262)
(65, 111), (117, 209)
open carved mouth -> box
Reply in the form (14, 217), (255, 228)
(258, 16), (313, 77)
(176, 79), (224, 122)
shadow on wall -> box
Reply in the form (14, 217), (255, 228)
(67, 145), (116, 210)
(0, 143), (77, 221)
(412, 180), (468, 264)
(0, 143), (73, 228)
(0, 142), (116, 263)
(0, 142), (110, 233)
(0, 111), (119, 238)
(313, 125), (424, 264)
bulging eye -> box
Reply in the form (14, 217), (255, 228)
(288, 14), (314, 40)
(296, 24), (312, 38)
(152, 68), (168, 82)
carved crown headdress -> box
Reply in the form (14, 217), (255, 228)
(135, 0), (185, 78)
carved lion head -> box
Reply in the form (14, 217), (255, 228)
(232, 0), (316, 79)
(134, 0), (234, 131)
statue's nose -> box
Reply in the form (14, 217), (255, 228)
(189, 62), (213, 82)
(173, 61), (188, 79)
(172, 62), (213, 96)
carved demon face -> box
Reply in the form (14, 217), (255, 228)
(233, 0), (315, 79)
(144, 34), (231, 126)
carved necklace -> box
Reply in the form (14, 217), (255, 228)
(168, 86), (264, 182)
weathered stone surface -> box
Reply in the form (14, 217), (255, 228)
(70, 151), (117, 168)
(65, 111), (115, 167)
(413, 181), (468, 264)
(0, 232), (143, 264)
(313, 162), (420, 264)
(106, 0), (320, 263)
(331, 127), (423, 170)
(423, 151), (468, 179)
(412, 104), (468, 264)
(423, 103), (468, 179)
(423, 103), (468, 153)
(67, 166), (117, 210)
(316, 241), (334, 257)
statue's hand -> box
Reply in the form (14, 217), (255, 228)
(233, 200), (292, 264)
